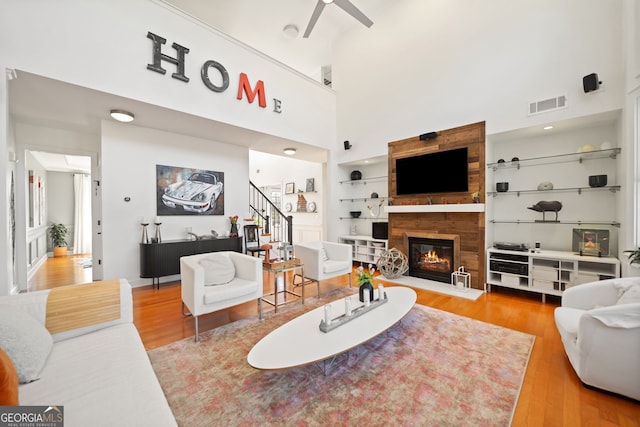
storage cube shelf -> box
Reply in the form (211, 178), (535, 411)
(339, 235), (388, 264)
(486, 248), (620, 302)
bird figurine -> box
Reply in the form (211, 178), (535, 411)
(528, 201), (563, 222)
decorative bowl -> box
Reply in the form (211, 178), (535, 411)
(350, 211), (362, 218)
(588, 175), (607, 188)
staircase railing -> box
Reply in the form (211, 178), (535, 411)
(249, 181), (293, 246)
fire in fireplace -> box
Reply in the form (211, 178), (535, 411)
(408, 237), (455, 283)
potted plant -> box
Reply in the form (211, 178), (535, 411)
(356, 264), (375, 302)
(49, 223), (68, 257)
(623, 247), (640, 266)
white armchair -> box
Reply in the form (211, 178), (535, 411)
(554, 277), (640, 400)
(180, 251), (263, 341)
(294, 241), (352, 292)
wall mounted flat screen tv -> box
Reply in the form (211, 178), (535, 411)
(396, 147), (468, 195)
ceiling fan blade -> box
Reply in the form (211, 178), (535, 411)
(303, 0), (327, 38)
(333, 0), (373, 28)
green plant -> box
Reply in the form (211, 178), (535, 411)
(356, 264), (375, 286)
(49, 223), (68, 248)
(623, 247), (640, 265)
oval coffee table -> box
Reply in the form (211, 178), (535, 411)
(247, 286), (416, 371)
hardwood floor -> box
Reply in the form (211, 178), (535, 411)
(31, 256), (640, 426)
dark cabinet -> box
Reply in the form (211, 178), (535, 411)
(140, 237), (242, 286)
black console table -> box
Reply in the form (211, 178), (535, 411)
(140, 237), (242, 288)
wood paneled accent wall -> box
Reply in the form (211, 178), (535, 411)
(387, 122), (486, 289)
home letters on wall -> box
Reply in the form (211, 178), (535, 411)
(146, 32), (282, 113)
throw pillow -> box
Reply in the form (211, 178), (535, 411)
(199, 254), (236, 286)
(320, 248), (329, 262)
(0, 347), (19, 405)
(616, 284), (640, 305)
(0, 306), (53, 384)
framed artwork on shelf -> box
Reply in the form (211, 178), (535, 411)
(572, 228), (610, 256)
(306, 178), (315, 192)
(285, 182), (295, 194)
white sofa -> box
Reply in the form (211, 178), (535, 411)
(554, 277), (640, 401)
(180, 251), (263, 341)
(0, 279), (176, 426)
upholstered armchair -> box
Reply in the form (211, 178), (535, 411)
(180, 251), (263, 341)
(554, 277), (640, 400)
(294, 241), (352, 290)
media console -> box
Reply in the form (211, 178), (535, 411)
(486, 248), (620, 303)
(140, 237), (242, 287)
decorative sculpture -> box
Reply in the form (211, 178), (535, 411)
(376, 248), (409, 279)
(528, 200), (563, 222)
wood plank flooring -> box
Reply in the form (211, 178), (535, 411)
(30, 255), (640, 426)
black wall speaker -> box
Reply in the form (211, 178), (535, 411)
(419, 131), (438, 141)
(344, 140), (352, 150)
(583, 73), (601, 93)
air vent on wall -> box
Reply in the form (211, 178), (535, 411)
(528, 95), (567, 115)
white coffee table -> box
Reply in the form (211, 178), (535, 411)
(247, 286), (417, 371)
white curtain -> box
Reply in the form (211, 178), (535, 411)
(73, 173), (92, 254)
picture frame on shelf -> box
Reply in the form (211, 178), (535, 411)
(285, 182), (295, 194)
(306, 178), (315, 192)
(572, 228), (610, 257)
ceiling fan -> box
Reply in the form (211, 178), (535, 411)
(303, 0), (374, 38)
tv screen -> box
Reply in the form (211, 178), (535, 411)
(396, 147), (468, 195)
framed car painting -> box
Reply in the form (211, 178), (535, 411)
(156, 164), (224, 216)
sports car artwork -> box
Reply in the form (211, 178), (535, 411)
(157, 165), (224, 215)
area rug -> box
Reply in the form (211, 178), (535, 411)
(148, 288), (534, 426)
(380, 275), (484, 301)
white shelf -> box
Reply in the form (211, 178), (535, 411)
(339, 235), (388, 264)
(486, 248), (620, 302)
(385, 204), (485, 213)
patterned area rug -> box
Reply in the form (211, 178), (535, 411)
(148, 288), (534, 426)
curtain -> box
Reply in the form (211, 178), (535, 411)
(73, 173), (92, 254)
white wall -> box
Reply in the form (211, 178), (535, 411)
(101, 121), (250, 285)
(0, 0), (336, 150)
(333, 0), (623, 162)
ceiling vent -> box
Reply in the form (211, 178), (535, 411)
(528, 95), (567, 115)
(321, 65), (332, 88)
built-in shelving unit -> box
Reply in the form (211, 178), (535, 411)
(339, 235), (388, 264)
(486, 248), (620, 302)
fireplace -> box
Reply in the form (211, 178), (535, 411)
(405, 233), (460, 284)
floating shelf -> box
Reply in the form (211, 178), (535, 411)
(489, 219), (620, 227)
(338, 175), (387, 185)
(487, 147), (620, 170)
(488, 185), (621, 197)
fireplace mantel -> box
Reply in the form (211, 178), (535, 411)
(385, 204), (485, 214)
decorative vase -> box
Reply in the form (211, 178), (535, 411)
(359, 281), (374, 303)
(230, 223), (238, 237)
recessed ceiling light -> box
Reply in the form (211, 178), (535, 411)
(322, 0), (334, 4)
(110, 109), (135, 123)
(283, 148), (296, 155)
(283, 24), (299, 38)
(543, 125), (553, 130)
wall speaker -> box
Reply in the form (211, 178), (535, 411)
(583, 73), (601, 93)
(419, 132), (438, 141)
(344, 140), (352, 150)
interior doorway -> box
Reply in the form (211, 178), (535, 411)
(25, 150), (93, 290)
